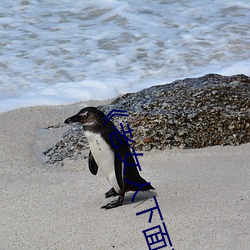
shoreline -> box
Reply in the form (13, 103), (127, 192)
(0, 102), (249, 249)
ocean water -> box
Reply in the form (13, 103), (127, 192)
(0, 0), (249, 112)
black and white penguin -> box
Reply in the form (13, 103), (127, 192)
(65, 107), (154, 209)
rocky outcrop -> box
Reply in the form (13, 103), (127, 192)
(44, 74), (250, 163)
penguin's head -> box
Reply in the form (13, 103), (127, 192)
(65, 107), (106, 130)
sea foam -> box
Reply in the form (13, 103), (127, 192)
(0, 0), (249, 112)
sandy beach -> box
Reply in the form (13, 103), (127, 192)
(0, 102), (249, 250)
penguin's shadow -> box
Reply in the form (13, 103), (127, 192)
(122, 190), (157, 208)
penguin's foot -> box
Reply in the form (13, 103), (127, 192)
(105, 187), (118, 198)
(101, 196), (124, 209)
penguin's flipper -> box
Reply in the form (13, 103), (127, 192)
(105, 187), (118, 198)
(114, 147), (125, 190)
(101, 196), (124, 209)
(88, 151), (98, 175)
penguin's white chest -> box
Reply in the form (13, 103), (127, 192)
(85, 131), (120, 193)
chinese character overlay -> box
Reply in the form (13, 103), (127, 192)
(105, 109), (174, 250)
(136, 196), (163, 223)
(142, 222), (174, 250)
(103, 109), (128, 124)
(124, 178), (152, 203)
(109, 123), (135, 148)
(116, 146), (143, 174)
(137, 197), (174, 250)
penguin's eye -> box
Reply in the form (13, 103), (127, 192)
(79, 112), (88, 119)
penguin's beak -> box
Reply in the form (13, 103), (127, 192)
(64, 114), (81, 124)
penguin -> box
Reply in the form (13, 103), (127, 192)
(65, 107), (154, 209)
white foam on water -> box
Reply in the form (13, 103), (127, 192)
(0, 0), (249, 112)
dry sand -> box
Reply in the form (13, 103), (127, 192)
(0, 101), (249, 250)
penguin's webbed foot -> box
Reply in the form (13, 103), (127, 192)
(105, 187), (118, 198)
(101, 196), (124, 209)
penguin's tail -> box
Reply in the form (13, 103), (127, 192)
(141, 182), (154, 191)
(137, 176), (155, 192)
(125, 175), (154, 192)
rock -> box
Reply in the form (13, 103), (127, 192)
(43, 74), (250, 164)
